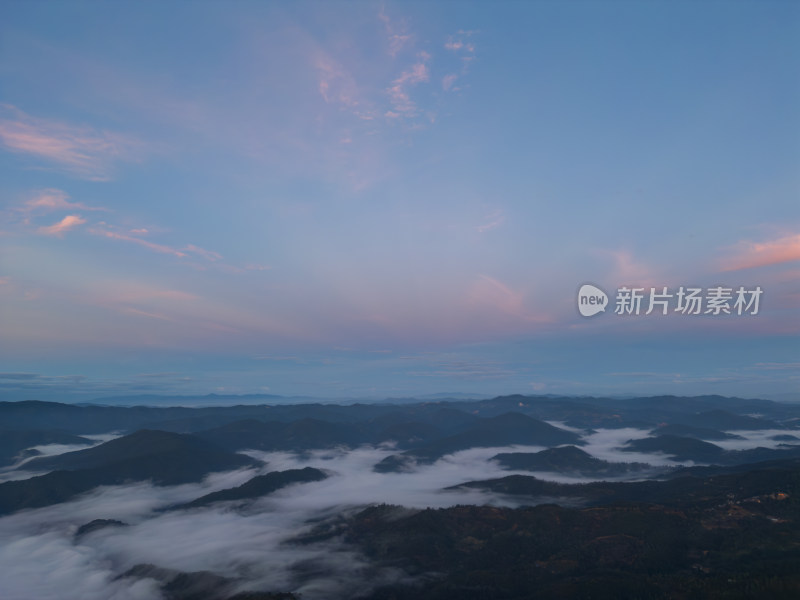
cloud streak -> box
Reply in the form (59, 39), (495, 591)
(386, 53), (430, 117)
(441, 30), (477, 93)
(721, 233), (800, 271)
(468, 274), (548, 323)
(38, 215), (87, 237)
(0, 105), (142, 181)
(23, 189), (106, 213)
(89, 226), (188, 257)
(378, 9), (412, 57)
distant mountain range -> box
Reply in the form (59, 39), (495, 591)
(2, 393), (796, 435)
(2, 393), (799, 517)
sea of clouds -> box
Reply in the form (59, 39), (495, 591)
(1, 425), (797, 600)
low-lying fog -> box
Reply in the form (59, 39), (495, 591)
(2, 425), (798, 600)
(0, 433), (122, 483)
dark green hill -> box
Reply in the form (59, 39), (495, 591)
(420, 411), (580, 456)
(25, 429), (256, 475)
(323, 458), (800, 600)
(117, 563), (296, 600)
(772, 434), (800, 442)
(451, 458), (800, 508)
(374, 421), (444, 447)
(0, 430), (257, 515)
(493, 445), (650, 476)
(75, 518), (127, 538)
(622, 435), (725, 461)
(652, 424), (744, 441)
(374, 413), (580, 472)
(175, 467), (327, 509)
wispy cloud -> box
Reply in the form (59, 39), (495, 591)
(89, 225), (188, 258)
(37, 215), (86, 237)
(751, 362), (800, 371)
(378, 9), (412, 57)
(386, 52), (430, 117)
(86, 224), (269, 275)
(94, 282), (198, 305)
(23, 189), (106, 213)
(721, 232), (800, 271)
(120, 307), (173, 321)
(314, 52), (362, 111)
(476, 210), (505, 233)
(408, 358), (518, 380)
(89, 282), (196, 325)
(0, 104), (142, 181)
(442, 30), (477, 93)
(0, 372), (39, 380)
(467, 274), (548, 324)
(469, 275), (525, 316)
(243, 263), (271, 271)
(596, 248), (656, 287)
(311, 15), (475, 130)
(183, 244), (222, 262)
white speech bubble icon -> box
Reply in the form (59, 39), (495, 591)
(577, 284), (608, 317)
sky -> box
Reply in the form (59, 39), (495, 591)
(0, 0), (798, 402)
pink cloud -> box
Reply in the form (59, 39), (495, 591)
(90, 227), (187, 257)
(37, 215), (86, 236)
(598, 249), (657, 287)
(244, 263), (271, 271)
(378, 9), (412, 57)
(444, 32), (477, 82)
(96, 282), (197, 305)
(0, 104), (141, 181)
(721, 233), (800, 271)
(120, 307), (172, 321)
(88, 282), (197, 324)
(442, 74), (458, 91)
(476, 210), (505, 233)
(469, 275), (524, 316)
(467, 274), (549, 323)
(183, 244), (223, 262)
(387, 54), (430, 115)
(23, 188), (106, 212)
(314, 52), (364, 112)
(90, 225), (264, 274)
(445, 30), (477, 54)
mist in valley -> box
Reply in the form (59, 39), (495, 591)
(4, 419), (794, 600)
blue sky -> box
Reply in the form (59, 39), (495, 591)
(1, 0), (798, 402)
